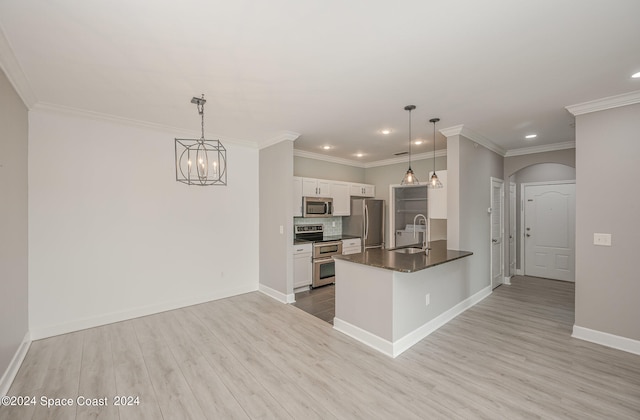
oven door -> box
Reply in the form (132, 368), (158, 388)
(312, 257), (335, 288)
(313, 241), (342, 259)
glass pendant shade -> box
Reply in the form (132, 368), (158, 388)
(401, 105), (420, 185)
(428, 117), (443, 189)
(430, 172), (443, 188)
(402, 167), (418, 185)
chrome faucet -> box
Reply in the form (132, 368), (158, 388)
(413, 214), (428, 254)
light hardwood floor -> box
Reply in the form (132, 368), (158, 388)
(2, 276), (639, 419)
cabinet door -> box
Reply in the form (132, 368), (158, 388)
(428, 170), (447, 219)
(330, 181), (351, 216)
(302, 178), (319, 196)
(293, 177), (303, 217)
(363, 184), (376, 197)
(317, 180), (331, 197)
(350, 184), (363, 196)
(293, 252), (312, 288)
(350, 183), (375, 197)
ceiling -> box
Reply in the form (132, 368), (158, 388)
(1, 0), (639, 164)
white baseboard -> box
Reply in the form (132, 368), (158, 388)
(30, 284), (257, 340)
(334, 285), (492, 358)
(259, 284), (295, 304)
(572, 325), (640, 356)
(333, 318), (394, 356)
(503, 276), (512, 285)
(0, 332), (31, 396)
(516, 269), (524, 276)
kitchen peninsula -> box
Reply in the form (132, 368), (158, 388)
(333, 241), (486, 358)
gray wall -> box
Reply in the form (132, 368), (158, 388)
(0, 68), (29, 383)
(448, 135), (504, 294)
(294, 156), (365, 182)
(260, 141), (295, 297)
(574, 103), (640, 341)
(364, 156), (446, 204)
(504, 148), (575, 179)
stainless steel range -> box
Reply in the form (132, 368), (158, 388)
(295, 225), (342, 288)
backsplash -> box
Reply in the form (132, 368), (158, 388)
(294, 217), (342, 236)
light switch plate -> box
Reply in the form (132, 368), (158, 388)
(594, 233), (612, 246)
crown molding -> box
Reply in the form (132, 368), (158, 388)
(440, 124), (506, 157)
(259, 130), (301, 149)
(294, 149), (366, 168)
(0, 26), (37, 108)
(364, 150), (447, 169)
(439, 125), (464, 138)
(32, 102), (258, 148)
(293, 148), (447, 169)
(504, 141), (576, 157)
(566, 90), (640, 116)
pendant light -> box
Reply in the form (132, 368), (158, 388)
(175, 94), (227, 186)
(401, 105), (419, 185)
(428, 117), (443, 189)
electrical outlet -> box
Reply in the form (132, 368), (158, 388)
(279, 225), (284, 234)
(594, 233), (612, 246)
(425, 293), (430, 306)
(332, 221), (336, 227)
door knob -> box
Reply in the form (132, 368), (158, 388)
(526, 234), (531, 237)
(492, 239), (498, 243)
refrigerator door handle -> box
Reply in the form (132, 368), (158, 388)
(364, 204), (369, 240)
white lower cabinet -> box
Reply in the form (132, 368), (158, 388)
(293, 243), (312, 288)
(342, 238), (362, 255)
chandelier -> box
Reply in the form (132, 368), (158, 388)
(175, 94), (227, 186)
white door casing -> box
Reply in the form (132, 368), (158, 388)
(523, 182), (575, 282)
(509, 182), (516, 277)
(490, 178), (504, 289)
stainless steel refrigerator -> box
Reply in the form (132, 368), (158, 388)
(342, 198), (385, 249)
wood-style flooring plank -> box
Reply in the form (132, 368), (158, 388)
(2, 276), (640, 419)
(75, 326), (118, 420)
(108, 320), (163, 420)
(132, 315), (207, 420)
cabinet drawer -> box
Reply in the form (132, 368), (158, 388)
(342, 238), (361, 248)
(292, 243), (312, 255)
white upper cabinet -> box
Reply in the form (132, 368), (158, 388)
(350, 183), (375, 197)
(302, 178), (331, 197)
(329, 181), (351, 216)
(293, 176), (303, 217)
(428, 170), (447, 219)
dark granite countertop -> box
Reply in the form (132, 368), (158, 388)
(333, 240), (472, 273)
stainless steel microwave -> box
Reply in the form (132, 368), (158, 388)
(302, 197), (333, 218)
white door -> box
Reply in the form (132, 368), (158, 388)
(509, 182), (516, 276)
(490, 178), (504, 289)
(524, 183), (575, 281)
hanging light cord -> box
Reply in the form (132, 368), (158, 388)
(408, 109), (412, 168)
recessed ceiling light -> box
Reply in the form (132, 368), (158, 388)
(323, 145), (331, 150)
(381, 129), (391, 135)
(414, 140), (423, 145)
(632, 71), (640, 79)
(356, 153), (364, 157)
(525, 134), (537, 139)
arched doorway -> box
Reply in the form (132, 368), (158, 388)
(506, 162), (576, 280)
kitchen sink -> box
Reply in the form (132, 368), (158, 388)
(390, 247), (426, 254)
